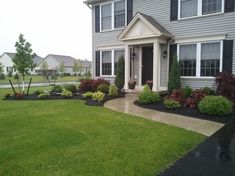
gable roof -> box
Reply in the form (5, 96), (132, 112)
(77, 59), (92, 68)
(118, 12), (173, 41)
(0, 52), (16, 59)
(45, 54), (77, 67)
(33, 55), (44, 65)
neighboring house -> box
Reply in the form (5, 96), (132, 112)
(0, 52), (16, 75)
(38, 54), (77, 75)
(30, 55), (44, 75)
(77, 59), (92, 74)
(85, 0), (235, 91)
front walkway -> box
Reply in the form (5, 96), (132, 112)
(104, 95), (224, 136)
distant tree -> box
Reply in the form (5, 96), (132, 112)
(73, 60), (83, 76)
(58, 61), (65, 76)
(12, 34), (35, 93)
(40, 61), (49, 79)
(168, 55), (181, 92)
(0, 62), (3, 73)
(115, 55), (125, 91)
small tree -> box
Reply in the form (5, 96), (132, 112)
(115, 55), (125, 91)
(0, 62), (3, 73)
(168, 55), (181, 92)
(73, 60), (83, 76)
(12, 34), (35, 93)
(58, 61), (65, 76)
(40, 61), (49, 79)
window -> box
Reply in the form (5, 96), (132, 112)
(201, 42), (221, 76)
(100, 0), (126, 31)
(179, 0), (223, 19)
(178, 41), (222, 77)
(179, 44), (197, 76)
(101, 4), (112, 30)
(114, 50), (125, 75)
(114, 0), (125, 28)
(180, 0), (198, 18)
(102, 51), (112, 75)
(202, 0), (222, 15)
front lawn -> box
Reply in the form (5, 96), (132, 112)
(0, 88), (205, 176)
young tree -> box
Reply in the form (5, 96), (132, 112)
(12, 34), (35, 93)
(73, 60), (83, 76)
(0, 62), (3, 73)
(58, 61), (65, 76)
(40, 61), (49, 79)
(168, 55), (181, 92)
(115, 55), (125, 91)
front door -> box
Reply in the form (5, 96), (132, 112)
(142, 46), (153, 85)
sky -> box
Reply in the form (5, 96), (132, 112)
(0, 0), (92, 60)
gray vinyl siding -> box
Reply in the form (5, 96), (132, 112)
(181, 78), (216, 89)
(92, 0), (235, 88)
(160, 44), (168, 88)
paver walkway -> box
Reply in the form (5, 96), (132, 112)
(104, 95), (224, 136)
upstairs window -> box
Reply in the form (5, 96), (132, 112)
(202, 0), (222, 15)
(180, 0), (198, 18)
(100, 0), (126, 31)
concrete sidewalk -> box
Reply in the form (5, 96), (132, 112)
(104, 95), (224, 136)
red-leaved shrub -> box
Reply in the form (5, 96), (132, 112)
(91, 79), (110, 91)
(79, 79), (93, 92)
(168, 89), (185, 103)
(216, 72), (235, 104)
(185, 89), (207, 108)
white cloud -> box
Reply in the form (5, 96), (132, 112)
(0, 0), (92, 60)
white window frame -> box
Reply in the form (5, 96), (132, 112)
(177, 40), (223, 79)
(100, 48), (125, 77)
(100, 0), (127, 32)
(178, 0), (224, 20)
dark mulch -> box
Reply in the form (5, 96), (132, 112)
(134, 101), (235, 124)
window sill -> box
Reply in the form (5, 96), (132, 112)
(177, 12), (224, 21)
(100, 75), (116, 78)
(181, 76), (216, 79)
(99, 27), (125, 33)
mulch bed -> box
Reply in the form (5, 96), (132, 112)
(134, 101), (235, 124)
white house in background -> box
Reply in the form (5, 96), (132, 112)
(0, 52), (17, 75)
(0, 52), (44, 75)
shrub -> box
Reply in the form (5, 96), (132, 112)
(8, 71), (13, 77)
(184, 86), (193, 98)
(52, 85), (63, 93)
(164, 99), (181, 109)
(91, 79), (110, 92)
(216, 72), (235, 104)
(79, 79), (93, 92)
(14, 73), (19, 79)
(168, 55), (181, 92)
(0, 73), (5, 80)
(115, 55), (125, 91)
(138, 85), (161, 104)
(33, 90), (42, 95)
(97, 84), (109, 93)
(5, 93), (10, 99)
(168, 89), (185, 103)
(64, 84), (77, 93)
(38, 92), (50, 99)
(185, 89), (207, 108)
(92, 91), (105, 102)
(202, 87), (216, 95)
(109, 84), (118, 97)
(61, 89), (73, 98)
(198, 96), (233, 116)
(83, 91), (93, 98)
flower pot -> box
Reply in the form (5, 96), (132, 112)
(128, 82), (136, 90)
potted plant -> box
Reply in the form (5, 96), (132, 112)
(128, 80), (136, 89)
(146, 80), (153, 90)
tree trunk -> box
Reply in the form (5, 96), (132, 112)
(22, 73), (25, 93)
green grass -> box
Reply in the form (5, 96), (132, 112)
(0, 75), (79, 84)
(0, 88), (205, 176)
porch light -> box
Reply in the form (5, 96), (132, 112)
(163, 50), (167, 59)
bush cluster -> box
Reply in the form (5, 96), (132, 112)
(92, 91), (105, 102)
(52, 85), (63, 93)
(109, 84), (118, 97)
(164, 99), (181, 109)
(61, 89), (73, 98)
(33, 90), (42, 95)
(97, 84), (109, 93)
(198, 96), (233, 116)
(38, 92), (50, 99)
(64, 84), (77, 93)
(83, 91), (93, 98)
(138, 85), (161, 104)
(79, 79), (110, 92)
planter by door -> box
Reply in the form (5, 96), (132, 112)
(142, 46), (153, 85)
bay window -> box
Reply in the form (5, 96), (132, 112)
(100, 0), (126, 31)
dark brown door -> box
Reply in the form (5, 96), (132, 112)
(142, 46), (153, 85)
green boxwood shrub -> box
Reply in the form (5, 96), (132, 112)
(83, 91), (93, 98)
(138, 85), (161, 104)
(38, 92), (50, 99)
(97, 84), (109, 93)
(164, 99), (181, 109)
(92, 91), (105, 102)
(52, 85), (63, 92)
(64, 84), (77, 93)
(109, 84), (118, 97)
(184, 86), (193, 98)
(33, 90), (42, 95)
(198, 96), (233, 116)
(61, 89), (73, 98)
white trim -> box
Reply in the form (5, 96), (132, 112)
(196, 43), (201, 78)
(178, 0), (224, 20)
(138, 46), (142, 86)
(98, 44), (124, 50)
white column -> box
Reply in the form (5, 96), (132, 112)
(124, 45), (130, 90)
(153, 42), (160, 92)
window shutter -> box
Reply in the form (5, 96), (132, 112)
(127, 0), (133, 24)
(95, 5), (100, 33)
(95, 51), (100, 76)
(225, 0), (235, 13)
(223, 40), (233, 73)
(169, 44), (177, 72)
(171, 0), (178, 21)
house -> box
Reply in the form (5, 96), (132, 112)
(30, 55), (44, 75)
(77, 59), (92, 75)
(0, 52), (44, 75)
(84, 0), (235, 91)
